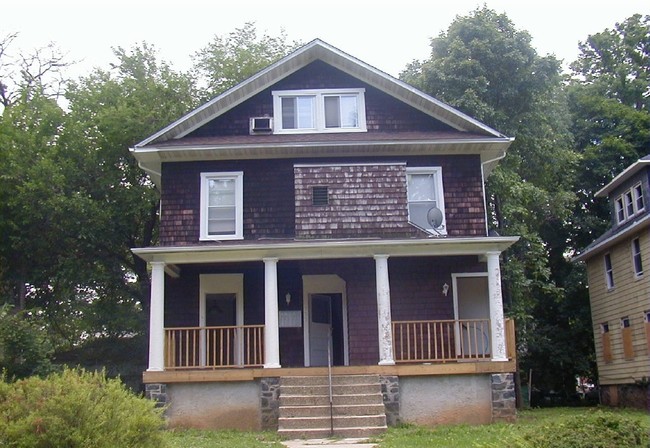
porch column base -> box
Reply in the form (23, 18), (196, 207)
(378, 360), (396, 366)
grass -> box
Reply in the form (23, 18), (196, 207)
(162, 407), (650, 447)
(374, 407), (650, 447)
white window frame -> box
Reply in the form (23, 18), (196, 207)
(631, 237), (644, 278)
(272, 88), (367, 134)
(615, 182), (645, 224)
(604, 253), (615, 290)
(406, 166), (447, 235)
(199, 171), (244, 241)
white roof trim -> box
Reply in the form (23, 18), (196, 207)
(132, 236), (519, 265)
(595, 157), (650, 198)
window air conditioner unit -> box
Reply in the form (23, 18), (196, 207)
(249, 117), (273, 134)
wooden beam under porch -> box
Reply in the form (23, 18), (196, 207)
(143, 360), (516, 384)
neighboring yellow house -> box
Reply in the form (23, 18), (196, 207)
(574, 155), (650, 409)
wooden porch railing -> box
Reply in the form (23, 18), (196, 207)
(393, 318), (507, 363)
(164, 325), (264, 369)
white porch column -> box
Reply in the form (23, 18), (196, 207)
(374, 254), (395, 366)
(263, 257), (281, 368)
(147, 261), (166, 372)
(487, 251), (508, 361)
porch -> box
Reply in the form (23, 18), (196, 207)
(144, 318), (516, 382)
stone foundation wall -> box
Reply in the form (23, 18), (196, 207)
(145, 383), (168, 408)
(490, 373), (516, 422)
(379, 375), (400, 426)
(260, 377), (280, 430)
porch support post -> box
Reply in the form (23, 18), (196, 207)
(487, 251), (507, 361)
(147, 261), (166, 372)
(263, 257), (281, 368)
(374, 254), (395, 366)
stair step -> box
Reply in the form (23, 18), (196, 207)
(278, 414), (387, 430)
(277, 426), (387, 439)
(280, 393), (383, 406)
(280, 383), (381, 396)
(279, 403), (386, 418)
(280, 374), (380, 386)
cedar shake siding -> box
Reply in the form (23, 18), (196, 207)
(295, 163), (416, 239)
(159, 155), (487, 246)
(187, 61), (454, 138)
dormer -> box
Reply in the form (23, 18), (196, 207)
(596, 155), (650, 228)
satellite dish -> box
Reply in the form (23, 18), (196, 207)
(426, 207), (444, 229)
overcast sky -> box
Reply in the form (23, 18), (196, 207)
(5, 0), (649, 79)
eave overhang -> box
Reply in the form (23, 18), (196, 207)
(595, 156), (650, 198)
(132, 137), (513, 187)
(132, 236), (520, 265)
(572, 214), (650, 262)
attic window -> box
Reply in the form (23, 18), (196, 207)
(312, 186), (329, 206)
(272, 88), (367, 134)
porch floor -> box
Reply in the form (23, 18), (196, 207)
(143, 360), (516, 384)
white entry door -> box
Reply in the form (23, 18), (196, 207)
(454, 275), (490, 357)
(309, 294), (332, 367)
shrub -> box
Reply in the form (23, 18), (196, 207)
(0, 367), (166, 448)
(502, 409), (649, 448)
(0, 307), (53, 380)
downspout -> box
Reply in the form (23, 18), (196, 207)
(480, 148), (509, 236)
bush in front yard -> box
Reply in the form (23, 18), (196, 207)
(504, 409), (649, 448)
(0, 367), (166, 448)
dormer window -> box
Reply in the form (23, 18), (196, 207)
(615, 182), (645, 224)
(272, 89), (366, 134)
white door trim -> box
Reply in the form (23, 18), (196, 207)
(452, 272), (489, 358)
(302, 275), (349, 367)
(199, 274), (244, 366)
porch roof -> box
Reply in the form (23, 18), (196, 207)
(132, 236), (519, 266)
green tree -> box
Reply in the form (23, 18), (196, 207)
(193, 22), (301, 99)
(402, 7), (588, 396)
(568, 14), (650, 251)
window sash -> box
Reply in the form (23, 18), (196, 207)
(632, 238), (643, 277)
(200, 172), (243, 240)
(406, 167), (446, 234)
(273, 89), (365, 133)
(604, 253), (614, 289)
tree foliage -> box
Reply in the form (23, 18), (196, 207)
(402, 6), (589, 394)
(193, 22), (301, 100)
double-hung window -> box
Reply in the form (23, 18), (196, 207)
(632, 237), (644, 278)
(200, 172), (244, 240)
(604, 253), (615, 290)
(615, 182), (645, 224)
(272, 89), (366, 133)
(406, 167), (446, 235)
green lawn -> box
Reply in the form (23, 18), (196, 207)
(164, 407), (650, 448)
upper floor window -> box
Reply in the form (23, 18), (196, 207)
(200, 172), (244, 241)
(406, 167), (446, 235)
(632, 237), (644, 278)
(615, 182), (645, 224)
(604, 253), (615, 290)
(272, 89), (367, 134)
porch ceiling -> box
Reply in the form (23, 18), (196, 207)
(132, 236), (519, 265)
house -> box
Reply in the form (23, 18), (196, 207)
(573, 156), (650, 410)
(130, 39), (519, 435)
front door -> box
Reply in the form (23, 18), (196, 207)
(309, 294), (332, 366)
(454, 274), (490, 357)
(303, 275), (348, 367)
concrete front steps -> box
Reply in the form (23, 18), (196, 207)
(278, 374), (387, 439)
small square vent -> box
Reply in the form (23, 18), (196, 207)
(312, 186), (329, 206)
(249, 117), (273, 134)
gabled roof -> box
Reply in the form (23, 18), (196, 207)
(130, 39), (514, 185)
(135, 39), (507, 149)
(596, 155), (650, 197)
